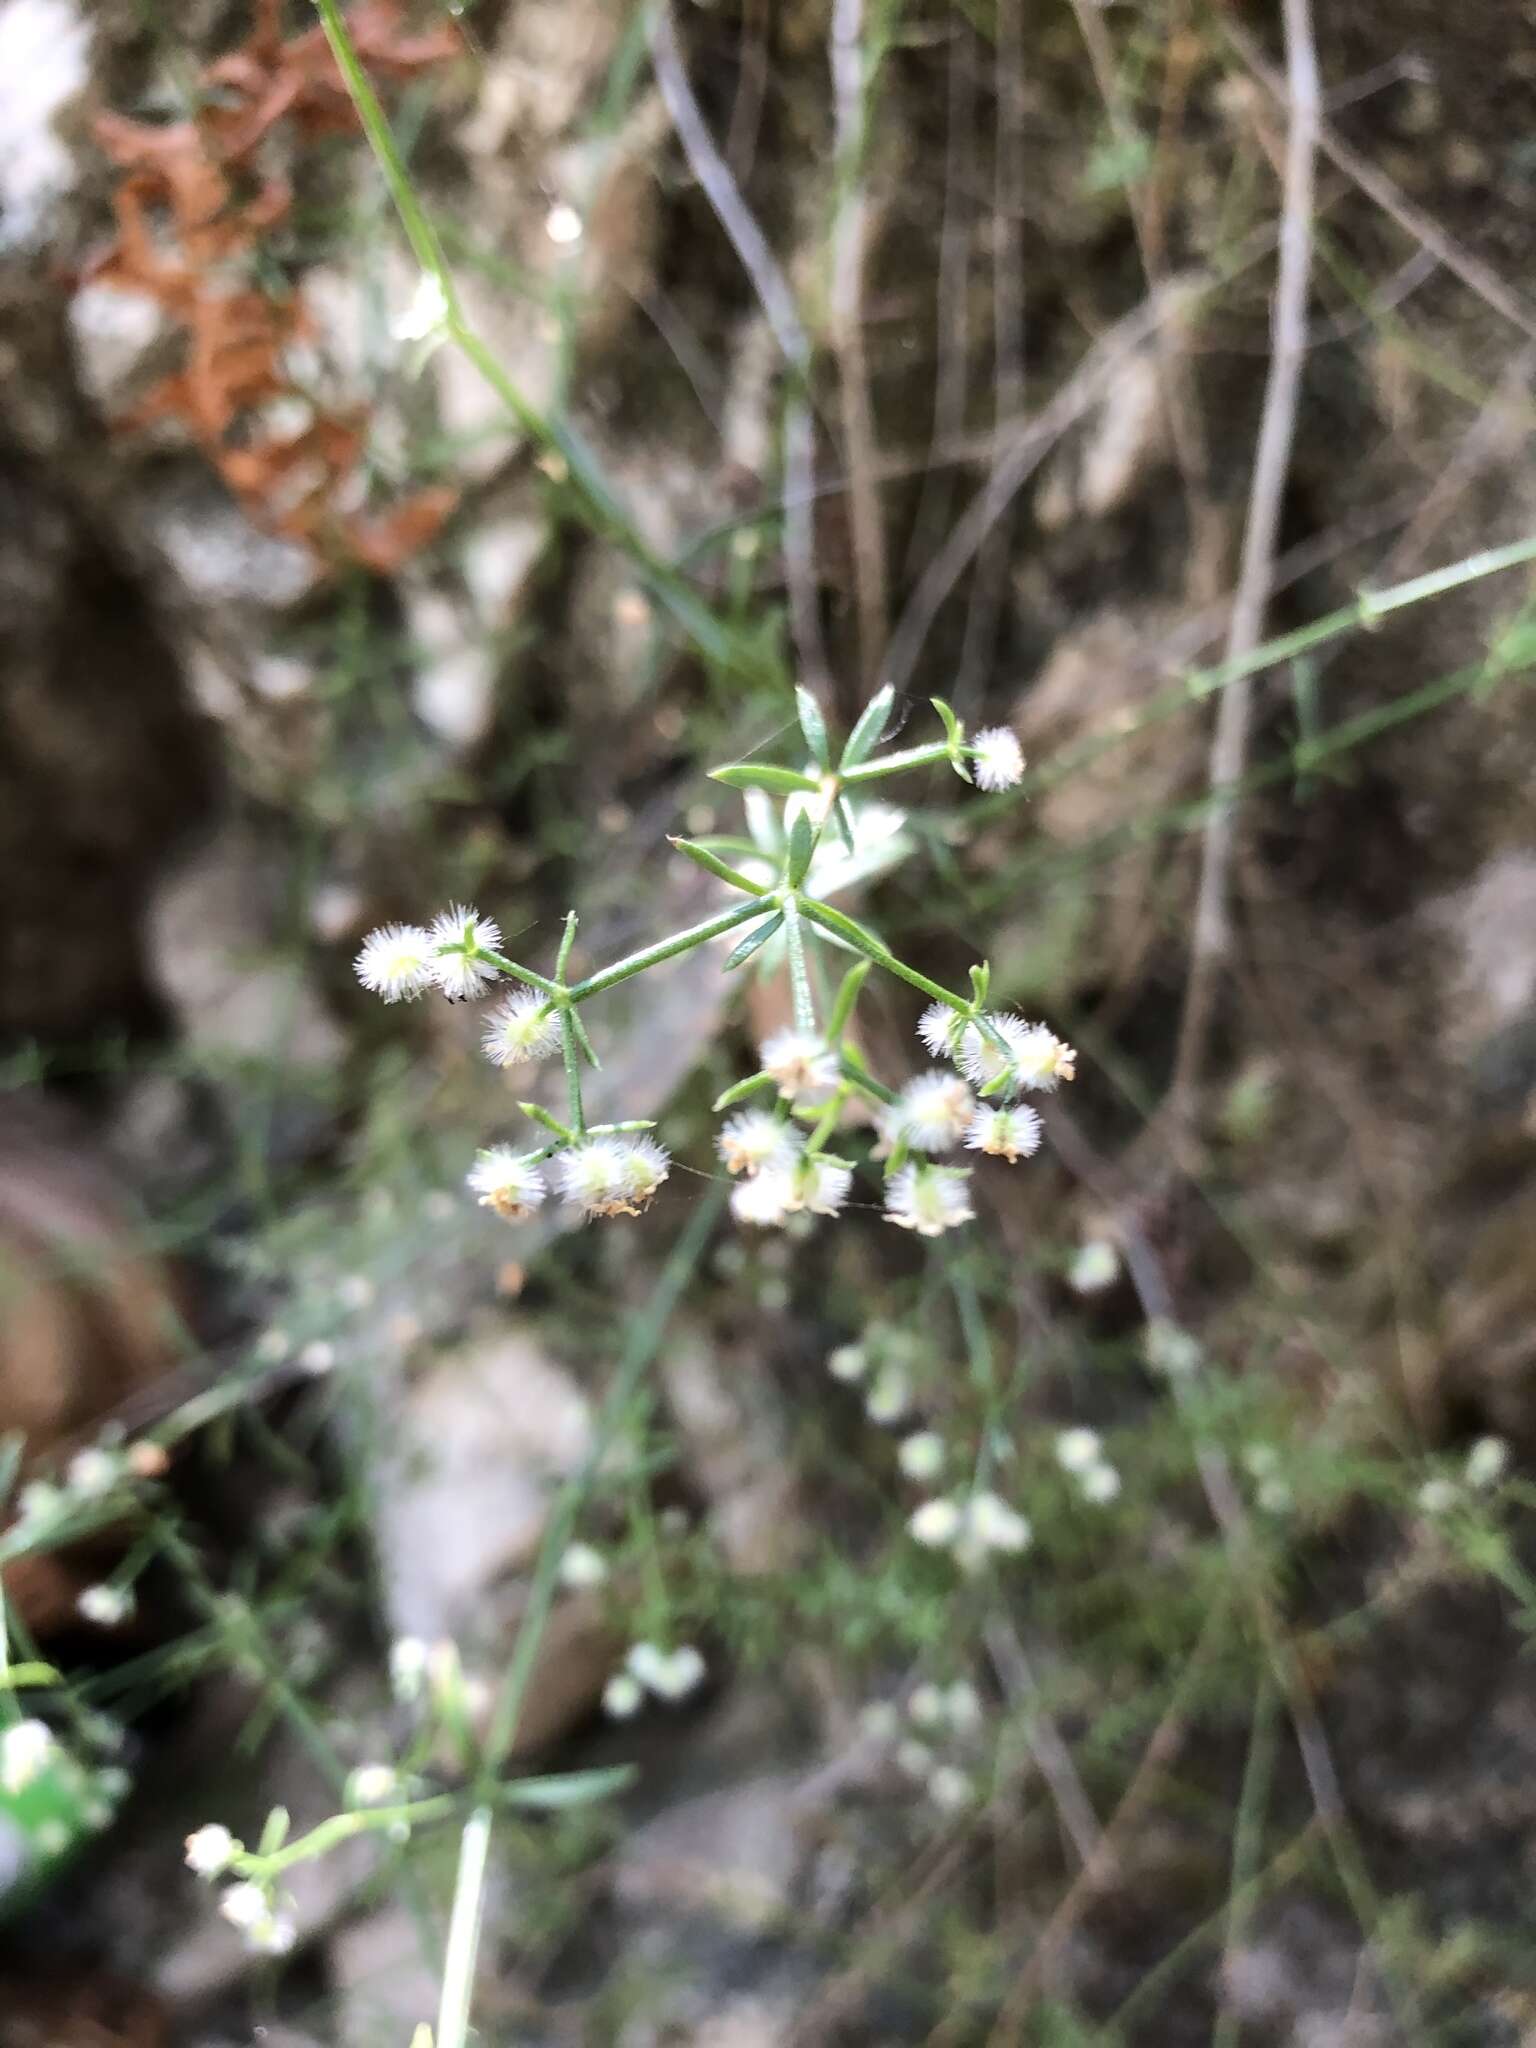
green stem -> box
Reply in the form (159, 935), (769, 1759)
(480, 1189), (725, 1771)
(564, 898), (771, 1003)
(781, 895), (817, 1032)
(840, 740), (951, 784)
(559, 1011), (586, 1137)
(479, 952), (559, 997)
(311, 0), (773, 686)
(798, 898), (969, 1012)
(434, 1804), (492, 2048)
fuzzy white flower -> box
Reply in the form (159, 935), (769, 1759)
(627, 1641), (706, 1702)
(794, 1157), (853, 1217)
(354, 923), (436, 1002)
(556, 1136), (670, 1219)
(297, 1339), (336, 1376)
(865, 1363), (912, 1426)
(927, 1764), (975, 1812)
(945, 1681), (983, 1732)
(248, 1911), (297, 1955)
(1069, 1239), (1121, 1294)
(730, 1167), (797, 1227)
(16, 1481), (62, 1526)
(908, 1497), (963, 1548)
(965, 1492), (1031, 1555)
(65, 1448), (119, 1498)
(427, 904), (503, 999)
(1256, 1477), (1293, 1515)
(349, 1765), (399, 1808)
(389, 1637), (429, 1703)
(557, 1541), (609, 1590)
(1144, 1320), (1202, 1378)
(718, 1110), (801, 1177)
(77, 1583), (133, 1628)
(827, 1343), (869, 1383)
(1054, 1428), (1103, 1475)
(218, 1881), (270, 1932)
(1079, 1461), (1122, 1505)
(185, 1823), (237, 1877)
(894, 1071), (976, 1153)
(480, 992), (561, 1067)
(959, 1015), (1076, 1096)
(0, 1720), (52, 1796)
(917, 1002), (964, 1062)
(908, 1684), (946, 1729)
(969, 726), (1025, 792)
(965, 1103), (1043, 1163)
(1466, 1436), (1509, 1489)
(467, 1147), (548, 1224)
(759, 1029), (839, 1106)
(603, 1671), (644, 1719)
(898, 1432), (946, 1482)
(1417, 1476), (1459, 1516)
(885, 1164), (975, 1237)
(895, 1738), (935, 1780)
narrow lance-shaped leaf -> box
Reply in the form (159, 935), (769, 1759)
(786, 809), (815, 888)
(501, 1764), (636, 1811)
(968, 961), (991, 1010)
(713, 1070), (778, 1113)
(795, 685), (832, 770)
(710, 763), (821, 796)
(839, 682), (895, 770)
(668, 837), (762, 894)
(722, 912), (784, 970)
(828, 958), (872, 1040)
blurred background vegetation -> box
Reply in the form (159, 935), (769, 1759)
(4, 0), (1536, 2041)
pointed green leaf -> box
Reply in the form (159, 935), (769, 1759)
(795, 686), (832, 770)
(502, 1764), (636, 1810)
(840, 683), (895, 770)
(258, 1807), (291, 1856)
(786, 809), (815, 888)
(712, 1070), (777, 1112)
(570, 1010), (602, 1070)
(710, 763), (821, 795)
(799, 897), (888, 959)
(0, 1662), (60, 1691)
(968, 962), (991, 1009)
(929, 696), (962, 749)
(669, 837), (761, 894)
(723, 912), (785, 970)
(518, 1102), (575, 1142)
(833, 797), (856, 853)
(828, 959), (872, 1039)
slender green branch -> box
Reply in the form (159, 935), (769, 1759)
(841, 740), (952, 785)
(559, 1012), (586, 1137)
(799, 899), (970, 1012)
(565, 898), (772, 1003)
(311, 0), (776, 686)
(478, 952), (559, 996)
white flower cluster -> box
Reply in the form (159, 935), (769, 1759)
(908, 1490), (1031, 1571)
(1053, 1427), (1121, 1505)
(354, 905), (505, 1003)
(824, 1326), (927, 1428)
(185, 1825), (296, 1956)
(864, 1679), (987, 1813)
(602, 1641), (706, 1718)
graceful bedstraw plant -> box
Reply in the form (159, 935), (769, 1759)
(353, 687), (1073, 1235)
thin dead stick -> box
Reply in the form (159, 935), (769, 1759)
(980, 1597), (1228, 2045)
(1045, 1104), (1420, 2038)
(829, 0), (889, 685)
(951, 0), (1025, 722)
(984, 1619), (1104, 1870)
(900, 27), (974, 584)
(882, 280), (1193, 694)
(649, 0), (832, 696)
(1225, 17), (1536, 345)
(1167, 0), (1319, 1118)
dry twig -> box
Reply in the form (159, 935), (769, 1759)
(1167, 0), (1320, 1119)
